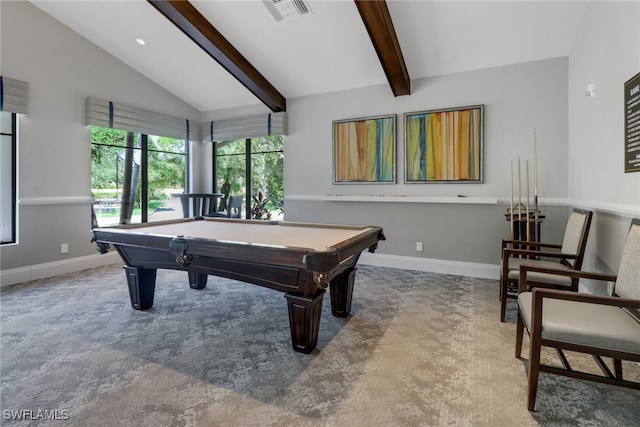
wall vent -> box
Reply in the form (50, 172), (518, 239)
(263, 0), (312, 22)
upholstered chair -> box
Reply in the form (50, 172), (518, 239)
(515, 218), (640, 411)
(499, 209), (593, 322)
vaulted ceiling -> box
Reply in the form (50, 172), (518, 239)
(30, 0), (588, 113)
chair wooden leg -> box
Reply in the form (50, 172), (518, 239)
(527, 332), (542, 411)
(515, 310), (524, 358)
(500, 280), (508, 322)
(614, 359), (623, 380)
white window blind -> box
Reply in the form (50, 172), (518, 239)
(0, 76), (29, 115)
(85, 97), (200, 141)
(207, 112), (287, 142)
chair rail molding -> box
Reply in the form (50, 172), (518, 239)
(19, 196), (92, 206)
(286, 195), (498, 204)
(570, 199), (640, 219)
(285, 195), (639, 218)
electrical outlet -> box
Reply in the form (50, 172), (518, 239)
(416, 242), (423, 252)
(61, 243), (69, 254)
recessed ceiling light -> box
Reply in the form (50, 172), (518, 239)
(135, 38), (146, 46)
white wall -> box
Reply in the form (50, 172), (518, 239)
(568, 1), (640, 280)
(0, 1), (200, 275)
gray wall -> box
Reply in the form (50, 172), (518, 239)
(0, 1), (200, 271)
(1, 1), (638, 284)
(283, 58), (572, 265)
(567, 1), (640, 283)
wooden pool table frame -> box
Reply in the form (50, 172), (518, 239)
(92, 217), (385, 353)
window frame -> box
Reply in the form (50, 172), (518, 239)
(0, 111), (17, 245)
(90, 127), (188, 225)
(213, 136), (284, 220)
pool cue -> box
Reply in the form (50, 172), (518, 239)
(533, 129), (538, 242)
(510, 159), (514, 239)
(526, 160), (530, 242)
(518, 157), (522, 230)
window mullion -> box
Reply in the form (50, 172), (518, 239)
(141, 135), (149, 223)
(212, 142), (218, 193)
(245, 138), (251, 219)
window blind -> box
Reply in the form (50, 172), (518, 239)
(207, 112), (287, 142)
(85, 97), (200, 141)
(0, 76), (29, 115)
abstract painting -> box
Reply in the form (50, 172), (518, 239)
(333, 115), (396, 183)
(405, 105), (484, 183)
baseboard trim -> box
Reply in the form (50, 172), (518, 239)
(359, 252), (499, 280)
(1, 252), (120, 287)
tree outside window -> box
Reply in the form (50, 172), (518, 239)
(91, 126), (186, 226)
(215, 136), (283, 220)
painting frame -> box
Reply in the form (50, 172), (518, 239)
(404, 105), (484, 184)
(332, 114), (397, 184)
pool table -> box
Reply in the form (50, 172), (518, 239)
(92, 217), (385, 353)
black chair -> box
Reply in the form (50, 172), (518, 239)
(208, 195), (242, 218)
(172, 193), (223, 218)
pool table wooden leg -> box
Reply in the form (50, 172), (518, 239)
(124, 266), (157, 310)
(329, 267), (356, 317)
(285, 289), (325, 354)
(188, 271), (208, 289)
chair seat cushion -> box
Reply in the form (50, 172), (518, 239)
(518, 291), (640, 355)
(507, 258), (572, 286)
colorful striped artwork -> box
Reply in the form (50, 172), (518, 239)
(333, 115), (396, 183)
(405, 105), (483, 183)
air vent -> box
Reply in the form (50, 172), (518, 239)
(263, 0), (312, 22)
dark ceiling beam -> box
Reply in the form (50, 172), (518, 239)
(148, 0), (286, 112)
(355, 0), (410, 97)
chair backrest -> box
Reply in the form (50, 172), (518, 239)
(615, 218), (640, 300)
(226, 195), (243, 218)
(176, 193), (219, 218)
(560, 209), (593, 268)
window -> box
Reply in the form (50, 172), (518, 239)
(91, 126), (187, 227)
(0, 111), (17, 244)
(214, 135), (283, 220)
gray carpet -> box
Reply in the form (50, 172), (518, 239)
(1, 264), (639, 426)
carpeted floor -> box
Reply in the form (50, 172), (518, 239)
(1, 264), (639, 426)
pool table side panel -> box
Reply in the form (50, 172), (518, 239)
(112, 243), (318, 295)
(114, 245), (179, 271)
(187, 256), (318, 295)
(174, 238), (310, 269)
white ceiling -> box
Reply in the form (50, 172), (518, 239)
(30, 0), (589, 113)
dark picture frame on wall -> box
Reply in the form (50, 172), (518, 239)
(332, 114), (396, 184)
(624, 71), (640, 173)
(404, 105), (484, 183)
